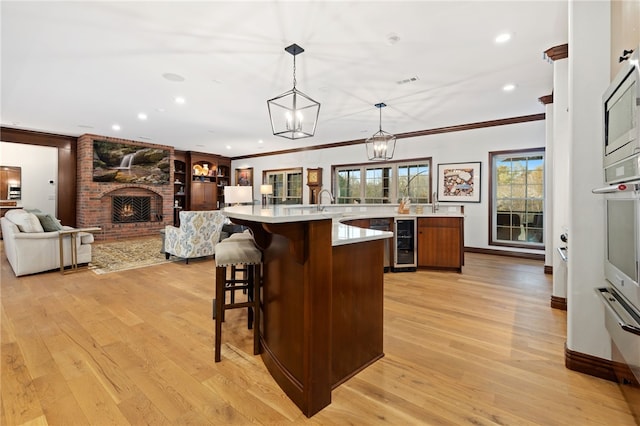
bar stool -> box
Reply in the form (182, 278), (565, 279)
(213, 234), (262, 362)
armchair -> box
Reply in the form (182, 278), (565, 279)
(164, 210), (225, 263)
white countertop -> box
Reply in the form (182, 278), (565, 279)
(222, 204), (341, 223)
(222, 204), (464, 247)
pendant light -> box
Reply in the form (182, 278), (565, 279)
(267, 43), (320, 140)
(366, 103), (396, 161)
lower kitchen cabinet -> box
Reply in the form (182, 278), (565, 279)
(417, 217), (464, 272)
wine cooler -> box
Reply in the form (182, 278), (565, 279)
(393, 218), (416, 271)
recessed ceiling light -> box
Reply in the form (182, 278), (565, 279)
(175, 96), (186, 104)
(386, 33), (400, 45)
(258, 139), (264, 144)
(138, 113), (148, 120)
(503, 83), (516, 92)
(112, 124), (121, 131)
(495, 33), (511, 43)
(225, 145), (232, 150)
(163, 73), (185, 82)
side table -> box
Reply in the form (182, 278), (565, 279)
(59, 227), (101, 274)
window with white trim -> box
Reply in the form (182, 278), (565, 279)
(263, 168), (303, 205)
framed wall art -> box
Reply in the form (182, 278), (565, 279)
(437, 162), (481, 203)
(235, 167), (253, 186)
(92, 140), (170, 184)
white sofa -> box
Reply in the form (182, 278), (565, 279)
(1, 209), (94, 276)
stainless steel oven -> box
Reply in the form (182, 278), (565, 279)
(593, 182), (640, 421)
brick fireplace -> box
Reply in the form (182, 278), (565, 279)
(76, 134), (174, 241)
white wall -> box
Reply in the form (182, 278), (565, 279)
(566, 1), (610, 358)
(0, 141), (57, 215)
(233, 119), (546, 254)
(552, 57), (570, 299)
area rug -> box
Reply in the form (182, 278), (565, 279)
(90, 236), (176, 274)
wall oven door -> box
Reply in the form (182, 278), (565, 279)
(593, 183), (640, 421)
(596, 287), (640, 422)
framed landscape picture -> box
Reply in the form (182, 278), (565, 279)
(437, 162), (481, 203)
(92, 140), (170, 184)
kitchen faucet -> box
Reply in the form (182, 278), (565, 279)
(432, 191), (439, 213)
(317, 189), (334, 211)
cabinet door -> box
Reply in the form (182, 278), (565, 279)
(190, 182), (217, 210)
(417, 217), (463, 270)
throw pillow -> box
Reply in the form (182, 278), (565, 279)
(36, 213), (63, 232)
(5, 210), (45, 233)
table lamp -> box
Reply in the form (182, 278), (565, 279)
(260, 184), (273, 208)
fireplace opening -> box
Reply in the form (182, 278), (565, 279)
(112, 196), (151, 223)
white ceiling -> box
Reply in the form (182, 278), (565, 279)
(1, 1), (568, 158)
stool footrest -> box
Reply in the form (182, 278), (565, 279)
(226, 301), (255, 310)
(214, 257), (262, 362)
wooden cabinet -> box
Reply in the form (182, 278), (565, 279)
(173, 151), (231, 211)
(610, 1), (640, 79)
(417, 217), (464, 272)
(190, 181), (217, 210)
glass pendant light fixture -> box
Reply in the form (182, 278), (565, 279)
(366, 103), (396, 161)
(267, 43), (320, 140)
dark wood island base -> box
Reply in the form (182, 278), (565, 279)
(230, 215), (388, 417)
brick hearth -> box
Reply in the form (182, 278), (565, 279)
(77, 134), (174, 241)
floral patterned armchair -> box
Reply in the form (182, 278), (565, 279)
(164, 210), (225, 263)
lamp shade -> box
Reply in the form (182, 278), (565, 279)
(224, 185), (253, 205)
(260, 184), (273, 195)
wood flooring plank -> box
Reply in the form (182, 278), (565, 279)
(117, 391), (172, 426)
(1, 342), (46, 425)
(32, 372), (90, 426)
(202, 344), (302, 423)
(65, 373), (131, 425)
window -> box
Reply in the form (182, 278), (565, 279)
(364, 167), (391, 203)
(398, 164), (430, 203)
(335, 159), (431, 204)
(490, 149), (544, 248)
(336, 168), (361, 204)
(263, 168), (303, 204)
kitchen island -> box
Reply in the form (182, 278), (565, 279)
(221, 205), (392, 417)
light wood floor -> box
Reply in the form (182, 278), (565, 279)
(1, 247), (636, 425)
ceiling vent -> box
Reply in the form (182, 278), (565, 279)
(397, 76), (419, 85)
